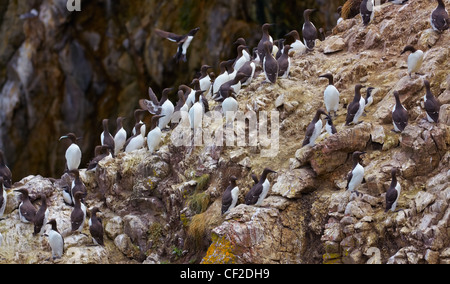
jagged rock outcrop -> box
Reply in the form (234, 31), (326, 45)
(1, 0), (450, 264)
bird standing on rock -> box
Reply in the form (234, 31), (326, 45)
(71, 192), (86, 233)
(89, 207), (104, 246)
(319, 73), (340, 118)
(15, 188), (37, 224)
(431, 0), (449, 32)
(33, 194), (49, 236)
(101, 119), (115, 157)
(263, 41), (279, 84)
(385, 168), (402, 213)
(222, 176), (239, 215)
(392, 91), (409, 133)
(302, 9), (318, 50)
(423, 80), (441, 123)
(346, 84), (366, 126)
(147, 115), (165, 154)
(47, 219), (64, 260)
(245, 169), (277, 206)
(59, 133), (82, 172)
(303, 108), (328, 147)
(346, 151), (366, 196)
(114, 117), (127, 154)
(401, 45), (424, 79)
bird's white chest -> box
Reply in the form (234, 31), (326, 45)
(309, 119), (323, 146)
(324, 85), (340, 111)
(147, 127), (163, 153)
(126, 135), (145, 153)
(66, 144), (81, 170)
(222, 97), (238, 114)
(182, 36), (194, 53)
(408, 51), (424, 73)
(256, 180), (270, 206)
(348, 164), (364, 191)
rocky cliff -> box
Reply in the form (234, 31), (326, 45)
(1, 0), (450, 264)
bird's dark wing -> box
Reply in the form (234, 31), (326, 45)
(346, 171), (353, 190)
(221, 186), (233, 214)
(302, 122), (315, 147)
(392, 108), (409, 132)
(385, 187), (398, 211)
(425, 98), (440, 122)
(345, 102), (360, 125)
(155, 29), (187, 43)
(245, 184), (263, 205)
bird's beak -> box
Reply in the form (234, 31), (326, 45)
(59, 136), (68, 141)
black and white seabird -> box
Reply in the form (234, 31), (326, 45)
(199, 65), (213, 96)
(401, 45), (424, 79)
(114, 117), (127, 154)
(285, 30), (307, 55)
(87, 146), (111, 171)
(360, 0), (374, 26)
(392, 91), (409, 133)
(431, 0), (449, 32)
(0, 150), (12, 188)
(423, 80), (441, 123)
(33, 194), (49, 236)
(234, 45), (251, 72)
(346, 151), (366, 195)
(364, 87), (375, 110)
(147, 115), (165, 154)
(89, 207), (104, 246)
(101, 119), (115, 157)
(189, 91), (206, 130)
(155, 27), (200, 63)
(277, 45), (292, 79)
(47, 219), (64, 260)
(65, 169), (87, 206)
(221, 176), (239, 215)
(325, 115), (338, 135)
(263, 41), (279, 84)
(319, 73), (340, 118)
(257, 23), (274, 64)
(385, 168), (402, 213)
(0, 178), (7, 219)
(234, 38), (252, 62)
(71, 192), (87, 233)
(303, 108), (328, 147)
(238, 60), (256, 87)
(15, 188), (37, 223)
(346, 84), (366, 126)
(140, 87), (174, 130)
(245, 168), (277, 206)
(302, 9), (318, 50)
(124, 123), (146, 153)
(132, 109), (147, 138)
(59, 133), (82, 172)
(212, 61), (230, 98)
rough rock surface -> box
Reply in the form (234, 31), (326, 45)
(1, 0), (450, 264)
